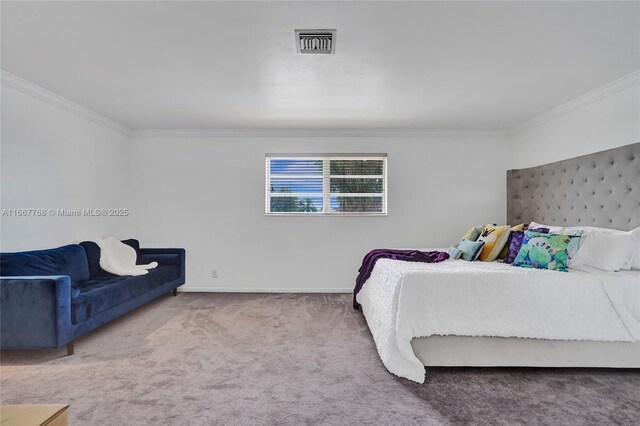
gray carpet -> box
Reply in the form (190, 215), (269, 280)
(1, 293), (639, 425)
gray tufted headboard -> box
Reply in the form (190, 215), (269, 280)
(507, 143), (640, 231)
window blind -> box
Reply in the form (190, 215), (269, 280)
(265, 154), (387, 215)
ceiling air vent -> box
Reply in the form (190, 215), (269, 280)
(295, 29), (336, 54)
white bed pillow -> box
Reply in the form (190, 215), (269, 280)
(529, 222), (627, 236)
(528, 221), (565, 233)
(570, 231), (635, 272)
(530, 222), (638, 270)
(528, 221), (590, 237)
(631, 227), (640, 270)
(573, 226), (635, 270)
(571, 225), (628, 235)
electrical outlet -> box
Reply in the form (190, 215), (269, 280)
(211, 270), (218, 279)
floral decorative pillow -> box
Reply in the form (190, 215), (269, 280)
(512, 231), (571, 272)
(504, 228), (551, 264)
(528, 223), (584, 264)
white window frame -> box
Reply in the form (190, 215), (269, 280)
(265, 153), (388, 216)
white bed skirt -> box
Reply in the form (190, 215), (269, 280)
(412, 336), (640, 368)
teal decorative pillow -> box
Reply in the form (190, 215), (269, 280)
(512, 231), (571, 272)
(458, 239), (485, 261)
(447, 246), (462, 260)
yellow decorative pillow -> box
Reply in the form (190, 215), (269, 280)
(497, 223), (527, 259)
(478, 224), (511, 261)
(510, 223), (526, 231)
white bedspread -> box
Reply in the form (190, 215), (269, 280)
(356, 259), (640, 383)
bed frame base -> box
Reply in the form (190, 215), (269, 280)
(412, 336), (640, 368)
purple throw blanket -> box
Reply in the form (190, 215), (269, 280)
(353, 249), (449, 309)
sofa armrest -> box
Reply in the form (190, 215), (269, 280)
(0, 275), (74, 349)
(138, 248), (185, 282)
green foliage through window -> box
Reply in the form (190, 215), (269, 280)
(267, 156), (386, 215)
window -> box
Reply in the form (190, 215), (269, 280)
(266, 153), (387, 216)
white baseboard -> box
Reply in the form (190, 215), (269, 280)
(178, 286), (352, 293)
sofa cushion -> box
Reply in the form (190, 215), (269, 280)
(0, 244), (89, 282)
(79, 239), (142, 277)
(79, 241), (112, 277)
(71, 265), (179, 324)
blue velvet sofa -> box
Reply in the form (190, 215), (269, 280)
(0, 240), (185, 355)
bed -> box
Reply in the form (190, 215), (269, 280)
(356, 143), (640, 383)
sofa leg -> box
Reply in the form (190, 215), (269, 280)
(66, 341), (75, 356)
(173, 288), (178, 296)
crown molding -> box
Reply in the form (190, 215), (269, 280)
(131, 128), (507, 139)
(509, 70), (640, 136)
(1, 70), (131, 136)
(4, 67), (637, 140)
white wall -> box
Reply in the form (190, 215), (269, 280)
(1, 81), (132, 251)
(4, 70), (635, 291)
(508, 78), (639, 168)
(130, 133), (508, 291)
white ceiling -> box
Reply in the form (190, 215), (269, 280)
(2, 1), (638, 130)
